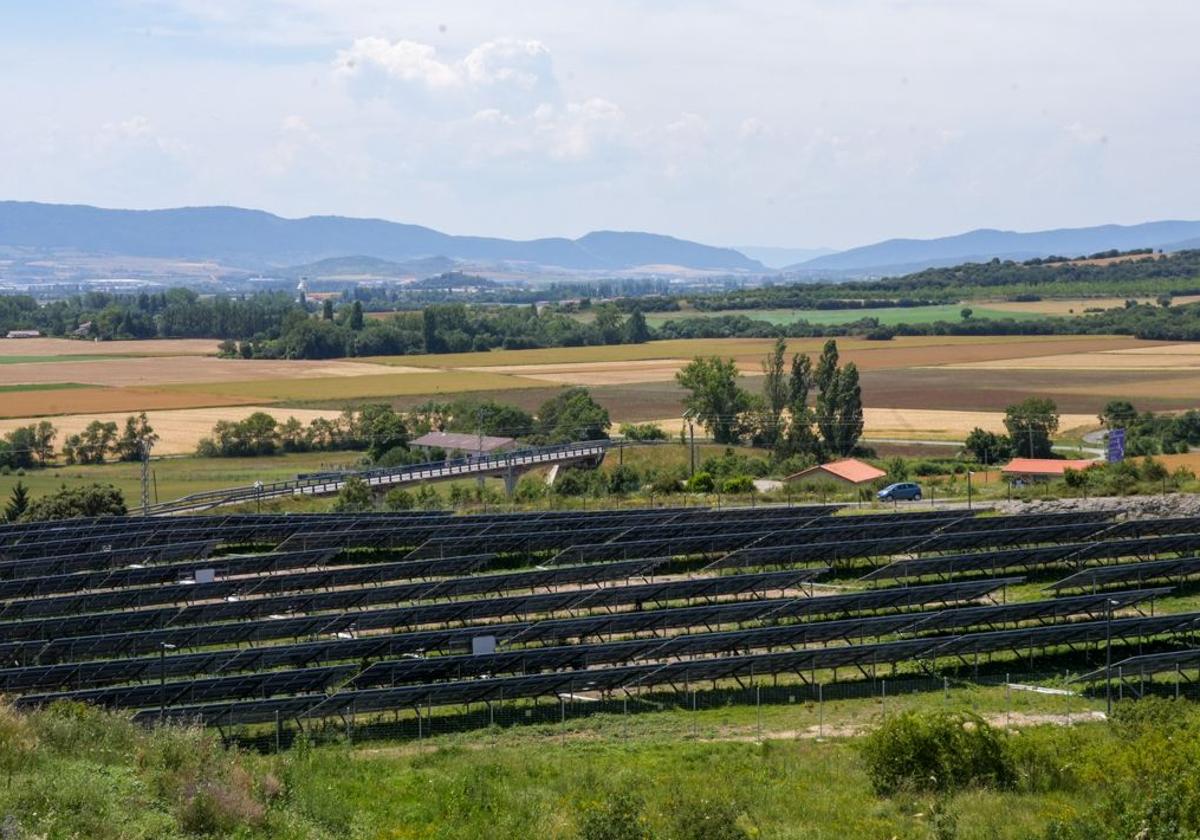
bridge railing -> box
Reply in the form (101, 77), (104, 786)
(146, 440), (610, 515)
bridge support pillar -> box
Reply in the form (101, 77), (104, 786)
(504, 466), (519, 498)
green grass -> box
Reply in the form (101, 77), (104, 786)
(644, 304), (1042, 328)
(0, 451), (367, 504)
(0, 682), (1138, 839)
(0, 381), (93, 392)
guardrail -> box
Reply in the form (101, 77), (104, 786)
(146, 440), (610, 516)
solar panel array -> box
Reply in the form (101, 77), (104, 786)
(1, 503), (1196, 730)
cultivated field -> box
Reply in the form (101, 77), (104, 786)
(0, 334), (1196, 450)
(0, 337), (218, 356)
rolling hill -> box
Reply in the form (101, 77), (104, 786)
(0, 201), (765, 274)
(790, 220), (1200, 276)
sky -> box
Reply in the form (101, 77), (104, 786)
(1, 1), (1198, 250)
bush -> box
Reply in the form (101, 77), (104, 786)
(332, 476), (373, 512)
(686, 471), (715, 492)
(607, 465), (642, 495)
(383, 488), (415, 510)
(618, 422), (668, 442)
(578, 789), (649, 840)
(21, 483), (126, 521)
(859, 710), (1015, 795)
(718, 474), (755, 494)
(664, 793), (751, 840)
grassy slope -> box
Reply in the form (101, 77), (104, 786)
(0, 684), (1103, 839)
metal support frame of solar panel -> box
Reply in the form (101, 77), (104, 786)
(6, 579), (1064, 702)
(0, 554), (817, 642)
(1, 584), (1154, 698)
(1047, 556), (1200, 592)
(0, 548), (347, 600)
(0, 574), (1011, 673)
(1078, 648), (1200, 681)
(0, 552), (679, 623)
(116, 636), (1025, 727)
(926, 611), (1200, 659)
(0, 567), (828, 664)
(137, 608), (1200, 728)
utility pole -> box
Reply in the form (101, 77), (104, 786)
(140, 438), (152, 516)
(967, 470), (973, 510)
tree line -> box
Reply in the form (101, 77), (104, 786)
(0, 413), (157, 470)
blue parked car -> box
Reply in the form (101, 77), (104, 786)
(878, 482), (922, 502)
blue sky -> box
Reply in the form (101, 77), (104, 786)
(2, 1), (1198, 249)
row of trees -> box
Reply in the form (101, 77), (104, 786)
(2, 481), (126, 523)
(196, 389), (614, 463)
(0, 414), (156, 470)
(676, 339), (863, 459)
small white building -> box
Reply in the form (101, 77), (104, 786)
(4, 330), (41, 339)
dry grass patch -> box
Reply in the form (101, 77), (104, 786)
(944, 349), (1200, 371)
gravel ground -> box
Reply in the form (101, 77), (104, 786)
(995, 493), (1200, 519)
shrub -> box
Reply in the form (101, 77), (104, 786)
(686, 471), (715, 492)
(664, 793), (751, 840)
(578, 789), (649, 840)
(718, 474), (755, 494)
(859, 710), (1015, 795)
(607, 465), (642, 494)
(332, 476), (373, 512)
(383, 488), (415, 511)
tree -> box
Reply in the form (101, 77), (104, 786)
(814, 339), (839, 394)
(4, 481), (29, 522)
(67, 420), (119, 465)
(32, 420), (55, 466)
(322, 299), (334, 321)
(422, 308), (440, 353)
(676, 356), (751, 445)
(759, 338), (789, 449)
(963, 427), (1011, 464)
(1004, 397), (1060, 458)
(534, 388), (611, 443)
(624, 309), (650, 344)
(350, 301), (365, 331)
(20, 483), (126, 521)
(830, 362), (864, 456)
(114, 412), (157, 462)
(332, 476), (373, 512)
(1100, 399), (1138, 430)
(593, 305), (624, 345)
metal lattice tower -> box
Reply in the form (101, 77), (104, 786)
(140, 438), (152, 515)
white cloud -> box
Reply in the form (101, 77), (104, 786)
(334, 36), (557, 115)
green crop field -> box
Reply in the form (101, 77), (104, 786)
(644, 304), (1041, 328)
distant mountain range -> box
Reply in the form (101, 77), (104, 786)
(733, 245), (836, 269)
(0, 201), (764, 274)
(3, 200), (1200, 283)
(788, 220), (1200, 276)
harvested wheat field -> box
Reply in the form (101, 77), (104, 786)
(163, 369), (559, 402)
(983, 296), (1200, 316)
(944, 346), (1200, 371)
(0, 405), (344, 455)
(462, 359), (694, 386)
(0, 356), (403, 387)
(650, 408), (1098, 442)
(0, 337), (219, 357)
(0, 388), (261, 420)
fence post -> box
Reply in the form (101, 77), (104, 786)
(756, 684), (762, 742)
(818, 683), (824, 739)
(623, 696), (629, 740)
(881, 679), (887, 717)
(274, 710), (281, 754)
(1005, 674), (1011, 728)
